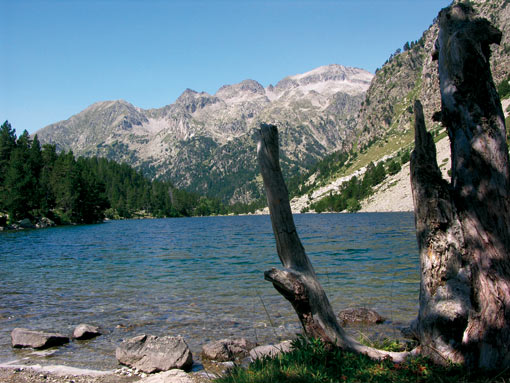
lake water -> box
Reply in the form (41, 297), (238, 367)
(0, 213), (419, 370)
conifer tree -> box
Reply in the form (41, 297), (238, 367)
(51, 151), (80, 223)
(3, 147), (36, 220)
(39, 144), (58, 215)
(0, 121), (17, 186)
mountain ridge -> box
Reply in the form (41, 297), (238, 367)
(37, 0), (510, 209)
(36, 64), (373, 203)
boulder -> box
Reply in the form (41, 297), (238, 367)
(140, 369), (193, 383)
(249, 340), (293, 360)
(36, 217), (56, 229)
(140, 369), (194, 383)
(116, 334), (193, 373)
(201, 338), (255, 361)
(18, 219), (35, 229)
(11, 328), (70, 349)
(337, 308), (385, 326)
(73, 324), (101, 340)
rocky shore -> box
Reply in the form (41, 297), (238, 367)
(0, 308), (389, 383)
(0, 217), (57, 232)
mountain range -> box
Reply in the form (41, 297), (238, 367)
(36, 65), (373, 204)
(36, 0), (510, 209)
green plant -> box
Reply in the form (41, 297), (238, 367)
(400, 150), (411, 164)
(387, 160), (402, 175)
(497, 74), (510, 99)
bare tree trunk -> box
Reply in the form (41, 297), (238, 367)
(411, 4), (510, 370)
(257, 123), (409, 362)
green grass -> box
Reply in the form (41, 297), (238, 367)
(215, 336), (510, 383)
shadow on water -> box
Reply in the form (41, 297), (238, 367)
(0, 212), (418, 369)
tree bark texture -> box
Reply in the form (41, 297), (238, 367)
(411, 4), (510, 370)
(257, 123), (409, 362)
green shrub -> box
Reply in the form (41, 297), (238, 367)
(387, 160), (402, 175)
(400, 150), (411, 164)
(497, 75), (510, 99)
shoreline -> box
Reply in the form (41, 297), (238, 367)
(0, 363), (132, 383)
(0, 320), (410, 383)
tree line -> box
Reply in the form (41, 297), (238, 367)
(0, 121), (227, 225)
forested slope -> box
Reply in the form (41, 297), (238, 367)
(0, 121), (226, 227)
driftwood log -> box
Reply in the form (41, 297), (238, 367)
(257, 123), (409, 362)
(411, 4), (510, 370)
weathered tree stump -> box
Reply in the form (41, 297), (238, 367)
(410, 4), (510, 370)
(257, 123), (409, 362)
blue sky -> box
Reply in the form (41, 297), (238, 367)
(1, 0), (451, 135)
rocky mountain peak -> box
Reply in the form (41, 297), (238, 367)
(175, 88), (199, 103)
(175, 89), (219, 114)
(269, 64), (373, 100)
(84, 99), (137, 113)
(291, 64), (369, 83)
(215, 79), (266, 102)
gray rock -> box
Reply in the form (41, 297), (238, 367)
(36, 217), (56, 229)
(73, 324), (101, 340)
(11, 328), (70, 349)
(140, 369), (193, 383)
(338, 308), (385, 326)
(217, 361), (235, 374)
(18, 218), (35, 229)
(116, 334), (193, 373)
(201, 338), (255, 361)
(249, 340), (293, 360)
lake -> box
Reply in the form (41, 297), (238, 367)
(0, 212), (419, 370)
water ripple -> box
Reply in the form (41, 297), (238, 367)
(0, 212), (418, 369)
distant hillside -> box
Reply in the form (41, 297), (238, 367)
(284, 0), (510, 213)
(36, 65), (373, 204)
(356, 0), (510, 149)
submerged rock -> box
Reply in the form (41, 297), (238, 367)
(11, 328), (70, 349)
(338, 308), (385, 325)
(116, 334), (193, 373)
(249, 340), (293, 360)
(201, 338), (255, 361)
(73, 324), (101, 340)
